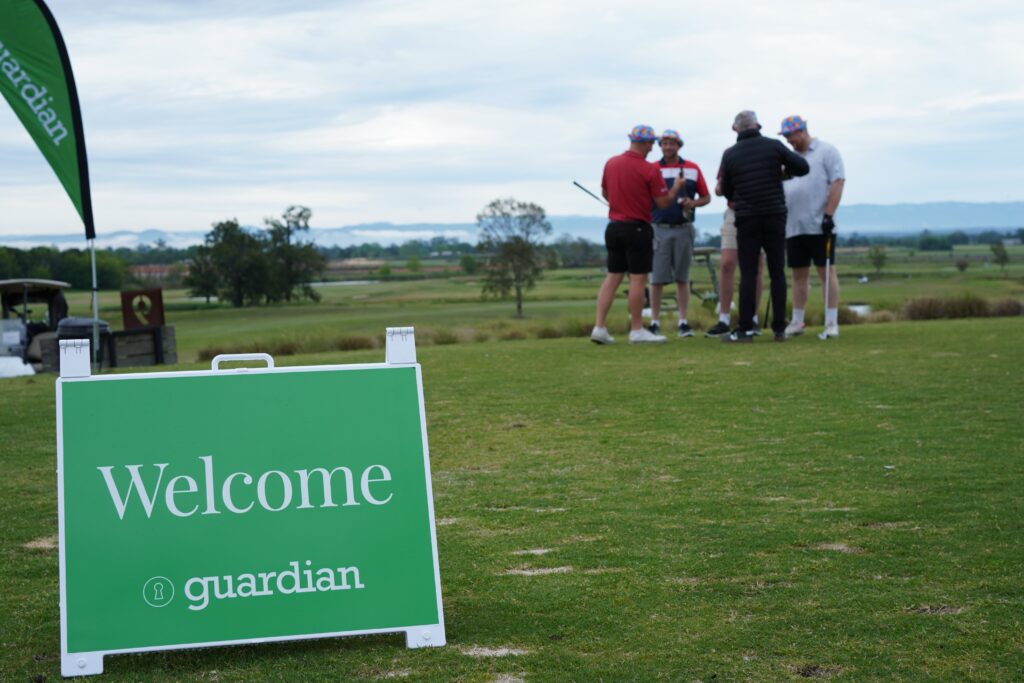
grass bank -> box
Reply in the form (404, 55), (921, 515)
(2, 318), (1022, 681)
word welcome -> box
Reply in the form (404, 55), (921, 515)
(184, 559), (365, 611)
(97, 455), (394, 520)
(0, 39), (70, 146)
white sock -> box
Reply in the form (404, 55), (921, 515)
(752, 314), (759, 325)
(719, 312), (731, 325)
(651, 318), (660, 326)
(825, 308), (838, 326)
(793, 308), (805, 324)
(593, 326), (607, 333)
(678, 318), (687, 326)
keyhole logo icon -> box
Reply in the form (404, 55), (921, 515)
(132, 294), (153, 326)
(143, 576), (174, 607)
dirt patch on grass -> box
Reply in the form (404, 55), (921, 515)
(906, 605), (964, 615)
(23, 535), (57, 550)
(490, 675), (527, 683)
(460, 646), (531, 657)
(436, 517), (459, 526)
(861, 521), (919, 530)
(381, 670), (411, 679)
(668, 576), (703, 586)
(511, 548), (553, 556)
(790, 664), (842, 678)
(812, 543), (864, 554)
(498, 566), (573, 576)
(565, 534), (602, 543)
(484, 506), (566, 513)
(582, 567), (627, 574)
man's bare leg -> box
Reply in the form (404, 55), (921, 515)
(595, 272), (625, 329)
(676, 281), (689, 320)
(650, 282), (664, 325)
(816, 265), (840, 308)
(786, 266), (811, 333)
(791, 266), (811, 310)
(628, 273), (647, 331)
(719, 249), (737, 317)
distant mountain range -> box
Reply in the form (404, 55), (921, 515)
(2, 201), (1022, 250)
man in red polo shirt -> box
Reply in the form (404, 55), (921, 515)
(591, 124), (686, 345)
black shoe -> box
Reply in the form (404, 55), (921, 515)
(649, 321), (661, 335)
(751, 322), (762, 336)
(774, 332), (787, 342)
(677, 322), (694, 338)
(704, 321), (730, 338)
(721, 329), (754, 343)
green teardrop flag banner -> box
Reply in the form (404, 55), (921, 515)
(0, 0), (94, 238)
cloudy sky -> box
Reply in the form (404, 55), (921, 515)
(1, 0), (1022, 237)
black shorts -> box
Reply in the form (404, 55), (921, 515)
(605, 221), (653, 274)
(787, 234), (836, 268)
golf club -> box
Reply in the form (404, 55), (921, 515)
(818, 236), (832, 341)
(573, 180), (609, 207)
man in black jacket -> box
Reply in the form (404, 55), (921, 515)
(719, 110), (809, 342)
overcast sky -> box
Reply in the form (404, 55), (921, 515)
(1, 0), (1022, 237)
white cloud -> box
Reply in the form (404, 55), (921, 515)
(1, 0), (1022, 236)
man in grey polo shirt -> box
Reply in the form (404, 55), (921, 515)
(779, 115), (846, 338)
(648, 129), (710, 337)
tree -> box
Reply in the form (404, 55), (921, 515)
(406, 256), (422, 273)
(459, 253), (478, 275)
(990, 242), (1010, 273)
(476, 198), (552, 317)
(184, 245), (220, 304)
(264, 205), (326, 303)
(206, 219), (269, 307)
(867, 245), (887, 274)
(955, 258), (969, 273)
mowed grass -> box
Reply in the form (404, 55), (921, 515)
(2, 317), (1022, 681)
(59, 250), (1024, 363)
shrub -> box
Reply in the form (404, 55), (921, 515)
(866, 310), (897, 323)
(535, 325), (562, 339)
(269, 339), (302, 356)
(837, 306), (863, 325)
(472, 330), (491, 343)
(499, 328), (528, 341)
(902, 297), (946, 321)
(332, 335), (375, 351)
(991, 298), (1024, 317)
(955, 258), (969, 272)
(943, 294), (991, 319)
(560, 319), (593, 338)
(902, 294), (990, 321)
(432, 329), (459, 345)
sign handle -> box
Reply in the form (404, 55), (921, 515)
(211, 353), (275, 371)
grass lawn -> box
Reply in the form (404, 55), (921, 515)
(2, 317), (1022, 681)
(57, 250), (1024, 363)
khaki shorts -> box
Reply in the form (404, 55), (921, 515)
(651, 223), (694, 284)
(720, 208), (737, 250)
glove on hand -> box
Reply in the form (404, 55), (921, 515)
(821, 214), (836, 237)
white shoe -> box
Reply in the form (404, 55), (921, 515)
(628, 328), (667, 344)
(784, 320), (806, 338)
(823, 323), (840, 338)
(590, 327), (615, 344)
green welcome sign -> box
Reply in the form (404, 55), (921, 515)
(56, 329), (445, 677)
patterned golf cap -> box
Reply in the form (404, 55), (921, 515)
(659, 129), (683, 144)
(628, 124), (658, 142)
(779, 115), (808, 135)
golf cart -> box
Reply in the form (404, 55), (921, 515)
(0, 278), (71, 377)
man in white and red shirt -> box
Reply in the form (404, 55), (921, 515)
(591, 124), (686, 345)
(648, 129), (710, 338)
